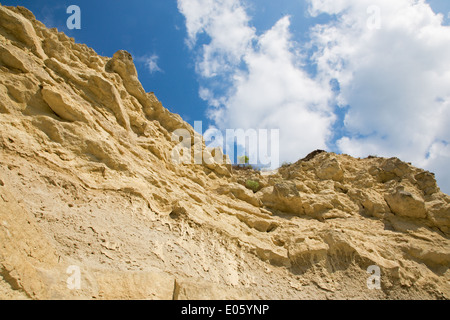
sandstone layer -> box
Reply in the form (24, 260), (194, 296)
(0, 5), (449, 300)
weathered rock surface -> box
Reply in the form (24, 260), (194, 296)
(0, 5), (449, 300)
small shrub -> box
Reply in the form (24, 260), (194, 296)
(245, 179), (261, 193)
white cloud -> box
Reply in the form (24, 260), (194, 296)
(135, 54), (163, 74)
(308, 0), (450, 193)
(178, 0), (335, 167)
(144, 54), (163, 74)
(177, 0), (255, 77)
(199, 87), (224, 108)
(218, 16), (335, 163)
(178, 0), (450, 194)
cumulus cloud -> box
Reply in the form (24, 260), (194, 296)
(221, 17), (335, 163)
(178, 0), (335, 167)
(177, 0), (255, 77)
(178, 0), (450, 193)
(309, 0), (450, 193)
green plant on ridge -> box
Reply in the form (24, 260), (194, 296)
(245, 179), (260, 193)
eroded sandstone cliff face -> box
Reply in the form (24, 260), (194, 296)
(0, 5), (449, 300)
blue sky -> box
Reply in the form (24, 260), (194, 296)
(3, 0), (450, 194)
(2, 0), (209, 124)
(1, 0), (343, 125)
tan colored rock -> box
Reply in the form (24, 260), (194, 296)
(315, 156), (344, 181)
(371, 157), (411, 183)
(260, 182), (304, 215)
(288, 237), (330, 267)
(347, 187), (386, 217)
(0, 5), (46, 59)
(415, 171), (439, 196)
(0, 185), (59, 299)
(426, 199), (450, 232)
(107, 50), (143, 101)
(41, 86), (92, 123)
(229, 183), (261, 207)
(94, 271), (175, 300)
(0, 42), (33, 73)
(385, 188), (427, 219)
(174, 279), (253, 300)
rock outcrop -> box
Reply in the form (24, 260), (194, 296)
(0, 4), (449, 300)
